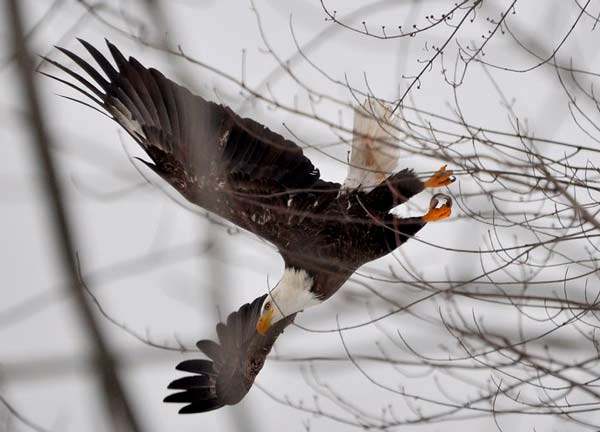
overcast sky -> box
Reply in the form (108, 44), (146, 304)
(1, 1), (599, 431)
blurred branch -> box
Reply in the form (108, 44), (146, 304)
(0, 393), (51, 432)
(5, 1), (142, 431)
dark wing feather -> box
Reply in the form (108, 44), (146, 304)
(164, 294), (294, 413)
(43, 40), (339, 249)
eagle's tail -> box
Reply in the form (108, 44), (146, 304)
(341, 98), (401, 192)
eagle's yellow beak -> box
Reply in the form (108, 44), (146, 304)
(256, 307), (274, 336)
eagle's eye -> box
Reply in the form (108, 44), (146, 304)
(264, 302), (272, 311)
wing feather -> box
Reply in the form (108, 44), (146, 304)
(164, 294), (294, 413)
(43, 39), (340, 249)
(77, 38), (119, 81)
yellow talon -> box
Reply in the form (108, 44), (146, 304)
(422, 205), (451, 222)
(422, 193), (452, 222)
(424, 164), (455, 188)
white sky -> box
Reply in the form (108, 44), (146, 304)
(1, 1), (599, 431)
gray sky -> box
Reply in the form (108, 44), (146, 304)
(1, 1), (599, 431)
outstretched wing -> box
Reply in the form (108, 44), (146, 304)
(43, 39), (339, 247)
(164, 295), (294, 413)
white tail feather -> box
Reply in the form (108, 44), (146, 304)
(342, 98), (400, 192)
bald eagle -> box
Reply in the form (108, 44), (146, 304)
(43, 39), (454, 414)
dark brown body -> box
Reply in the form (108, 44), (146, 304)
(173, 166), (427, 301)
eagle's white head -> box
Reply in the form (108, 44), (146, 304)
(256, 268), (321, 335)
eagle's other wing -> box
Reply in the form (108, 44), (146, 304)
(43, 39), (338, 244)
(164, 294), (294, 413)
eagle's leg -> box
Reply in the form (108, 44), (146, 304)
(382, 193), (452, 249)
(422, 193), (452, 222)
(424, 165), (455, 188)
(362, 168), (427, 213)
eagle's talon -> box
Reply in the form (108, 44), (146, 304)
(423, 193), (452, 222)
(429, 193), (452, 209)
(424, 164), (454, 188)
